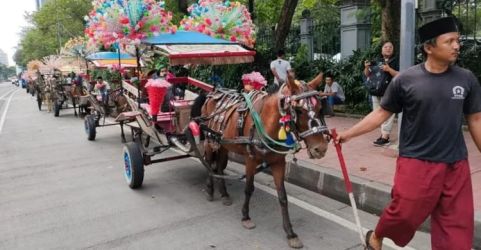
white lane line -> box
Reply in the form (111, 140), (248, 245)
(253, 183), (415, 250)
(0, 88), (16, 100)
(0, 89), (19, 135)
(169, 147), (415, 249)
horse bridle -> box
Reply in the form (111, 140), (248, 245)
(278, 83), (330, 142)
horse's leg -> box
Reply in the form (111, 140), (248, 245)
(72, 97), (78, 117)
(203, 144), (215, 201)
(241, 158), (256, 230)
(216, 148), (232, 206)
(271, 162), (303, 249)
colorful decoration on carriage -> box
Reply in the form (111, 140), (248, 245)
(241, 71), (267, 90)
(145, 78), (171, 117)
(84, 0), (177, 49)
(61, 36), (96, 58)
(278, 114), (296, 145)
(41, 55), (63, 74)
(179, 0), (256, 48)
(26, 60), (47, 79)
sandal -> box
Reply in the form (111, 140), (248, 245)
(365, 230), (375, 250)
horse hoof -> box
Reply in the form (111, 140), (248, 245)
(221, 196), (232, 206)
(242, 219), (256, 229)
(203, 190), (214, 202)
(288, 237), (303, 249)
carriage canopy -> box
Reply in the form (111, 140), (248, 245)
(86, 51), (139, 68)
(141, 31), (255, 66)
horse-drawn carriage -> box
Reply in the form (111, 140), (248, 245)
(51, 76), (88, 117)
(116, 31), (330, 249)
(83, 52), (138, 141)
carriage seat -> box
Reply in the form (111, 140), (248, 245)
(171, 99), (194, 108)
(140, 103), (176, 122)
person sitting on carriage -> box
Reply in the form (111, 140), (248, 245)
(241, 71), (267, 92)
(94, 76), (110, 105)
(160, 66), (187, 112)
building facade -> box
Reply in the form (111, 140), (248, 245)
(35, 0), (48, 10)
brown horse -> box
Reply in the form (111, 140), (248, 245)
(192, 74), (329, 248)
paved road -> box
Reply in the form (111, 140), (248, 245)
(0, 82), (429, 249)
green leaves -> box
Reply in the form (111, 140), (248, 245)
(0, 65), (16, 80)
(15, 0), (91, 67)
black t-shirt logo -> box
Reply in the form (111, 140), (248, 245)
(452, 86), (465, 99)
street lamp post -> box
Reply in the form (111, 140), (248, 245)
(397, 0), (417, 148)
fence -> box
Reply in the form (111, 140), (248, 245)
(440, 0), (481, 80)
(256, 21), (341, 57)
(442, 0), (481, 42)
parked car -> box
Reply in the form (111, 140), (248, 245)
(10, 79), (19, 86)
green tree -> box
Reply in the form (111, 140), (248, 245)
(0, 65), (16, 80)
(378, 0), (400, 46)
(274, 0), (300, 51)
(15, 0), (91, 66)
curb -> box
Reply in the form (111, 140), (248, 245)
(228, 153), (481, 249)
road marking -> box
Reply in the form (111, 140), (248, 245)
(253, 183), (415, 250)
(0, 89), (19, 135)
(0, 88), (16, 100)
(169, 147), (415, 250)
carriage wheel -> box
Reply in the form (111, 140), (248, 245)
(54, 101), (60, 117)
(84, 115), (97, 141)
(123, 142), (144, 189)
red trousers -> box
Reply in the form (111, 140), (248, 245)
(375, 157), (474, 250)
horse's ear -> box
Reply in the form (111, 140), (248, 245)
(286, 71), (300, 94)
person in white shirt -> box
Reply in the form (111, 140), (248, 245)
(270, 49), (292, 87)
(319, 73), (345, 116)
(94, 76), (111, 105)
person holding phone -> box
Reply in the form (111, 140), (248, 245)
(363, 41), (399, 146)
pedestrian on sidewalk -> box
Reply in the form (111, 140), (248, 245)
(363, 41), (399, 146)
(269, 49), (292, 92)
(336, 17), (481, 250)
(319, 73), (345, 117)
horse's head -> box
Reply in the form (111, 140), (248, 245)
(279, 73), (329, 159)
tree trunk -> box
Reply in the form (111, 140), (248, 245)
(380, 0), (401, 47)
(179, 0), (189, 15)
(248, 0), (255, 20)
(274, 0), (299, 52)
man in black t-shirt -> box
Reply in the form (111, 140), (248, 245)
(336, 17), (481, 250)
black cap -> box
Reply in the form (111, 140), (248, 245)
(418, 17), (459, 43)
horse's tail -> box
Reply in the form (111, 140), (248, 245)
(191, 91), (207, 119)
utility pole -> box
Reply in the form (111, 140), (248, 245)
(396, 0), (416, 149)
(400, 0), (416, 71)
